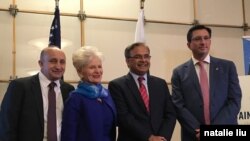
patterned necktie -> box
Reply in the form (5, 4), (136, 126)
(48, 82), (57, 141)
(198, 61), (210, 125)
(138, 77), (149, 112)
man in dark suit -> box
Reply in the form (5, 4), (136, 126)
(171, 25), (242, 141)
(109, 42), (176, 141)
(0, 46), (75, 141)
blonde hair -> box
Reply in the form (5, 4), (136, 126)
(72, 46), (103, 72)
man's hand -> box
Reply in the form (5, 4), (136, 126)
(195, 128), (200, 141)
(148, 135), (167, 141)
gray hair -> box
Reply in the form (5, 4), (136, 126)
(72, 46), (103, 71)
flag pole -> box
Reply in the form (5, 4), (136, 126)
(140, 0), (145, 9)
(55, 0), (59, 7)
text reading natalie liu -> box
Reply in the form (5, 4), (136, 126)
(200, 125), (250, 141)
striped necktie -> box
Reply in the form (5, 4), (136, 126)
(138, 77), (149, 112)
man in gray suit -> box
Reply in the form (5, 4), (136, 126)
(0, 46), (75, 141)
(109, 42), (176, 141)
(171, 25), (242, 141)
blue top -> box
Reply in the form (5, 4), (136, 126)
(61, 82), (117, 141)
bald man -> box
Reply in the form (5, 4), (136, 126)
(0, 46), (75, 141)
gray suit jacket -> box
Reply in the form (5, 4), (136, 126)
(109, 73), (176, 141)
(171, 56), (242, 141)
(0, 74), (75, 141)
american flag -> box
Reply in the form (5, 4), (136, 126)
(243, 37), (250, 75)
(49, 5), (61, 48)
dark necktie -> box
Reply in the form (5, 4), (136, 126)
(48, 82), (57, 141)
(198, 61), (210, 125)
(138, 77), (149, 112)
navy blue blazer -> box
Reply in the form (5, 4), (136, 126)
(171, 56), (242, 141)
(0, 74), (74, 141)
(109, 73), (176, 141)
(61, 88), (117, 141)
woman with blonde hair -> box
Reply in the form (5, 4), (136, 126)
(61, 46), (117, 141)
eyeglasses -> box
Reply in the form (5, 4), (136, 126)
(191, 36), (211, 42)
(129, 54), (151, 60)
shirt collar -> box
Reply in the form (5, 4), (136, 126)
(39, 71), (60, 88)
(130, 72), (148, 82)
(192, 55), (210, 65)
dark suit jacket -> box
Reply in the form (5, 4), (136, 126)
(0, 74), (75, 141)
(171, 56), (242, 141)
(108, 73), (176, 141)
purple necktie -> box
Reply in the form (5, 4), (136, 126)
(48, 82), (57, 141)
(138, 77), (149, 112)
(198, 61), (210, 125)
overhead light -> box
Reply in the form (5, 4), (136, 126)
(27, 70), (39, 76)
(28, 37), (72, 50)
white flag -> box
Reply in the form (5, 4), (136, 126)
(134, 9), (145, 43)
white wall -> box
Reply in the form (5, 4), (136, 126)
(1, 0), (250, 140)
(0, 0), (248, 82)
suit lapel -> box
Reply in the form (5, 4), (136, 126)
(60, 81), (68, 103)
(31, 74), (44, 129)
(186, 60), (203, 99)
(103, 94), (117, 123)
(209, 57), (220, 98)
(147, 75), (158, 115)
(126, 74), (148, 113)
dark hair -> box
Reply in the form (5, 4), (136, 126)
(124, 42), (150, 58)
(187, 25), (212, 42)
